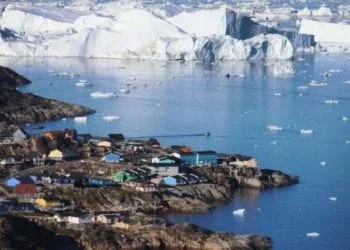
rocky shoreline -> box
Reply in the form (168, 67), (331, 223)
(0, 66), (299, 249)
(0, 66), (95, 135)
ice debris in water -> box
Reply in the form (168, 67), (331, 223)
(306, 232), (320, 238)
(300, 129), (313, 135)
(103, 115), (120, 121)
(297, 85), (309, 90)
(329, 197), (337, 201)
(324, 99), (339, 104)
(309, 81), (327, 87)
(320, 161), (326, 166)
(90, 92), (118, 98)
(74, 116), (87, 124)
(233, 209), (246, 216)
(267, 125), (283, 131)
(342, 116), (348, 121)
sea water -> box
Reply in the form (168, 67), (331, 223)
(1, 53), (349, 249)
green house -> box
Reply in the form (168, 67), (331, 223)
(113, 170), (138, 182)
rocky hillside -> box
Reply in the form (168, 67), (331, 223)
(0, 66), (95, 134)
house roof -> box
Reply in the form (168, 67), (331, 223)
(14, 128), (29, 137)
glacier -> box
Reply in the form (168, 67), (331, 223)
(0, 2), (308, 61)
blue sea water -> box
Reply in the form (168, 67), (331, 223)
(1, 54), (349, 249)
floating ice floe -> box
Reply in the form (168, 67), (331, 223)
(344, 81), (350, 84)
(328, 69), (342, 73)
(90, 92), (118, 98)
(54, 72), (79, 77)
(119, 89), (130, 94)
(76, 80), (93, 87)
(267, 125), (283, 131)
(320, 161), (327, 166)
(309, 81), (327, 87)
(233, 209), (246, 216)
(306, 232), (320, 238)
(274, 92), (282, 96)
(103, 115), (120, 121)
(297, 85), (309, 90)
(300, 129), (313, 135)
(62, 118), (67, 121)
(346, 140), (350, 144)
(74, 116), (87, 124)
(329, 197), (337, 201)
(324, 99), (339, 104)
(342, 116), (348, 121)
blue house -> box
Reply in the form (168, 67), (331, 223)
(6, 177), (20, 187)
(162, 175), (187, 186)
(180, 151), (217, 166)
(89, 178), (114, 187)
(101, 152), (123, 163)
(162, 176), (177, 186)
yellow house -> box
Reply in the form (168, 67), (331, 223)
(97, 141), (112, 148)
(35, 197), (62, 207)
(48, 149), (64, 161)
(48, 149), (77, 161)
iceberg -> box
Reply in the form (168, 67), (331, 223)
(324, 99), (339, 104)
(90, 92), (118, 98)
(300, 129), (313, 135)
(0, 3), (297, 61)
(74, 116), (87, 124)
(102, 115), (120, 122)
(306, 232), (320, 238)
(267, 125), (283, 131)
(300, 19), (350, 45)
(233, 208), (246, 216)
(329, 197), (337, 201)
(320, 161), (327, 166)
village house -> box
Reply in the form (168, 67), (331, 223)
(100, 152), (123, 163)
(43, 130), (64, 141)
(113, 170), (139, 182)
(147, 138), (161, 148)
(66, 214), (95, 224)
(48, 149), (78, 161)
(108, 133), (125, 143)
(88, 177), (115, 187)
(35, 197), (65, 208)
(151, 155), (177, 165)
(14, 183), (37, 203)
(96, 213), (121, 224)
(13, 128), (29, 141)
(145, 164), (179, 177)
(6, 177), (34, 188)
(220, 154), (258, 168)
(180, 151), (218, 166)
(170, 145), (192, 153)
(97, 140), (112, 148)
(123, 180), (157, 192)
(162, 175), (187, 186)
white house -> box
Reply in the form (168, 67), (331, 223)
(145, 165), (179, 176)
(66, 214), (95, 224)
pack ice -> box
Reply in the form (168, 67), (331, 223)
(0, 3), (296, 61)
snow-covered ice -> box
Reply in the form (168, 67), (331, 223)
(267, 125), (283, 131)
(103, 115), (120, 122)
(0, 3), (295, 61)
(324, 99), (339, 104)
(74, 116), (87, 124)
(90, 92), (118, 98)
(233, 209), (246, 216)
(306, 232), (320, 238)
(300, 129), (313, 135)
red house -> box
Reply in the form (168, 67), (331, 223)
(15, 184), (37, 203)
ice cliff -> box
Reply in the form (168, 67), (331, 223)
(0, 3), (299, 61)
